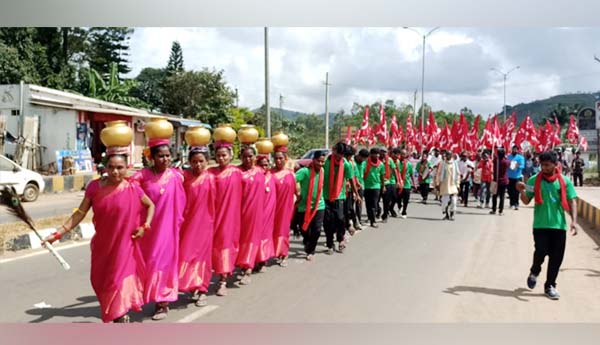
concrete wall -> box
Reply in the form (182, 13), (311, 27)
(28, 103), (78, 167)
(0, 85), (22, 156)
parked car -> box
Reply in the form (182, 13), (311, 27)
(0, 154), (45, 202)
(294, 148), (331, 170)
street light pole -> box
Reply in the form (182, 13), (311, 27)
(491, 66), (520, 122)
(265, 27), (271, 137)
(324, 72), (331, 148)
(403, 27), (440, 136)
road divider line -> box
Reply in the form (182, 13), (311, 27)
(176, 305), (219, 323)
(0, 240), (90, 264)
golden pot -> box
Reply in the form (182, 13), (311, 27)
(100, 120), (133, 147)
(185, 126), (211, 146)
(238, 124), (259, 144)
(256, 138), (274, 154)
(213, 123), (237, 143)
(272, 131), (289, 147)
(145, 117), (173, 139)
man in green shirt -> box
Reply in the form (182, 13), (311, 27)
(517, 150), (579, 300)
(381, 148), (399, 222)
(294, 150), (327, 261)
(353, 148), (369, 227)
(323, 142), (358, 254)
(416, 153), (433, 204)
(396, 148), (414, 219)
(344, 146), (363, 234)
(362, 147), (385, 228)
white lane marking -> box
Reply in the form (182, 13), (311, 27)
(0, 240), (90, 264)
(176, 305), (219, 323)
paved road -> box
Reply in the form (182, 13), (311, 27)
(1, 198), (599, 323)
(0, 192), (84, 223)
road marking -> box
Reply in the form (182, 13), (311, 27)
(0, 240), (90, 264)
(176, 305), (219, 323)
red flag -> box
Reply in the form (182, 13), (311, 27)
(466, 115), (481, 151)
(501, 112), (517, 151)
(566, 115), (579, 144)
(492, 115), (502, 148)
(552, 116), (562, 146)
(389, 113), (400, 147)
(357, 105), (370, 144)
(514, 117), (528, 149)
(406, 115), (415, 149)
(426, 111), (440, 150)
(480, 116), (493, 149)
(580, 136), (588, 152)
(375, 104), (388, 144)
(438, 120), (451, 150)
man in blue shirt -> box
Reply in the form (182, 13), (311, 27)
(507, 145), (525, 210)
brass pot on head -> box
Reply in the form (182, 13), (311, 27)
(256, 138), (274, 154)
(145, 117), (173, 139)
(272, 131), (289, 147)
(238, 124), (259, 144)
(213, 123), (237, 143)
(185, 126), (211, 146)
(100, 120), (133, 147)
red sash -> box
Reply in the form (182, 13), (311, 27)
(534, 169), (570, 211)
(328, 157), (345, 202)
(302, 165), (324, 231)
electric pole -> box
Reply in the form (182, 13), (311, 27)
(324, 72), (331, 149)
(279, 94), (284, 128)
(235, 88), (239, 108)
(264, 27), (271, 137)
(413, 89), (418, 124)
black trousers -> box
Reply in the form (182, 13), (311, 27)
(364, 189), (380, 224)
(508, 178), (522, 207)
(382, 184), (397, 220)
(419, 182), (430, 201)
(297, 210), (324, 255)
(355, 188), (364, 223)
(324, 200), (346, 248)
(460, 181), (470, 206)
(573, 172), (583, 187)
(530, 228), (566, 289)
(397, 188), (411, 215)
(491, 183), (507, 213)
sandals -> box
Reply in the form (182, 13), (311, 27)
(113, 314), (130, 323)
(216, 281), (228, 296)
(279, 257), (288, 267)
(195, 293), (208, 307)
(239, 272), (252, 285)
(151, 303), (169, 321)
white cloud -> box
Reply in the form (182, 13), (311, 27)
(127, 27), (600, 116)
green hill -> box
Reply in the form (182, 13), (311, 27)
(505, 92), (600, 123)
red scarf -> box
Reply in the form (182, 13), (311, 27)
(328, 156), (345, 202)
(398, 159), (408, 188)
(534, 169), (570, 211)
(364, 158), (381, 182)
(302, 164), (324, 231)
(418, 161), (429, 184)
(384, 157), (391, 180)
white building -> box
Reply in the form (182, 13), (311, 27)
(0, 83), (206, 173)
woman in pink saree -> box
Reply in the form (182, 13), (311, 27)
(179, 146), (215, 307)
(209, 142), (243, 297)
(255, 154), (276, 272)
(131, 140), (186, 320)
(43, 154), (155, 323)
(236, 146), (266, 285)
(271, 147), (296, 267)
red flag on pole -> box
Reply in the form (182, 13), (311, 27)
(566, 115), (580, 144)
(552, 116), (562, 146)
(480, 116), (493, 149)
(357, 106), (370, 144)
(389, 113), (400, 147)
(406, 115), (415, 150)
(345, 125), (352, 145)
(375, 104), (388, 144)
(438, 120), (451, 150)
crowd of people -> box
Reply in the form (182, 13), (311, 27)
(40, 126), (584, 322)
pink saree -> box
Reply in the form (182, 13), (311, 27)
(178, 169), (215, 293)
(85, 179), (146, 322)
(131, 168), (186, 304)
(272, 169), (296, 257)
(235, 166), (265, 270)
(256, 171), (275, 263)
(209, 165), (243, 275)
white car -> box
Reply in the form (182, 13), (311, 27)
(0, 154), (45, 202)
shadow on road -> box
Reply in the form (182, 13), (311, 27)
(560, 267), (600, 278)
(25, 295), (102, 323)
(406, 216), (444, 222)
(442, 286), (546, 302)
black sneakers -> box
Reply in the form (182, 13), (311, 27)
(527, 273), (537, 289)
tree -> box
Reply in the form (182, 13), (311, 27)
(161, 69), (235, 126)
(0, 28), (41, 84)
(87, 62), (148, 108)
(130, 67), (167, 112)
(87, 27), (134, 77)
(166, 41), (184, 76)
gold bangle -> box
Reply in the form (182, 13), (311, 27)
(73, 208), (85, 215)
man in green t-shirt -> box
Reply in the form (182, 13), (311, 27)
(517, 151), (579, 300)
(416, 153), (433, 204)
(343, 145), (364, 234)
(396, 148), (414, 219)
(323, 142), (358, 254)
(353, 148), (369, 227)
(362, 147), (385, 228)
(294, 150), (327, 261)
(381, 148), (399, 223)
